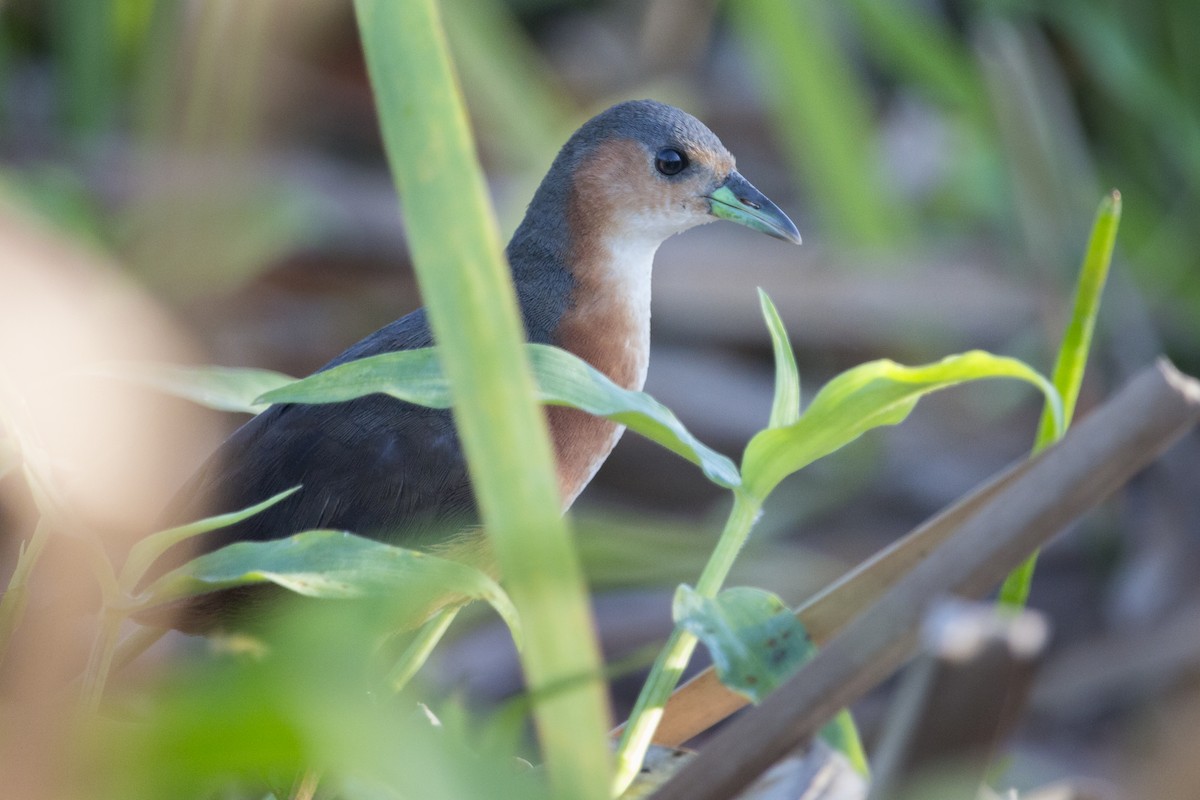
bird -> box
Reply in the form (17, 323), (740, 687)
(150, 99), (800, 632)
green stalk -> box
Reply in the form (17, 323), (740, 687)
(48, 0), (118, 135)
(613, 491), (763, 794)
(352, 3), (610, 797)
(999, 190), (1122, 607)
(79, 607), (125, 713)
(388, 606), (461, 693)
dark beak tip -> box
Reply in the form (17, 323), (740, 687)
(769, 216), (802, 245)
(709, 172), (802, 245)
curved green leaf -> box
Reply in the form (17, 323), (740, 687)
(673, 585), (816, 703)
(258, 344), (741, 488)
(135, 530), (520, 645)
(119, 486), (301, 589)
(742, 351), (1062, 499)
(527, 345), (740, 488)
(759, 289), (801, 429)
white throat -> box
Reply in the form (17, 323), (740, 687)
(599, 233), (660, 390)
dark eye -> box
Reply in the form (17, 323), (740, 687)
(655, 148), (688, 176)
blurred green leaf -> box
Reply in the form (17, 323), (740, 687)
(119, 180), (323, 298)
(820, 709), (870, 777)
(673, 585), (816, 703)
(759, 289), (800, 429)
(729, 0), (911, 246)
(441, 0), (576, 174)
(259, 343), (741, 488)
(136, 530), (520, 645)
(354, 0), (611, 788)
(847, 0), (989, 122)
(0, 165), (109, 246)
(92, 601), (548, 800)
(742, 351), (1061, 499)
(48, 0), (118, 133)
(100, 362), (294, 414)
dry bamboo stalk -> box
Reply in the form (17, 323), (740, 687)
(650, 360), (1200, 800)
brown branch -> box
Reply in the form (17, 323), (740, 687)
(649, 360), (1200, 800)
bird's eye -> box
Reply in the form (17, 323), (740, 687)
(655, 148), (688, 176)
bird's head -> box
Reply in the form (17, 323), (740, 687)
(553, 99), (801, 248)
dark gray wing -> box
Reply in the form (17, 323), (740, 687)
(150, 308), (475, 581)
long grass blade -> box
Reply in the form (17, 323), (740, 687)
(352, 2), (610, 796)
(999, 190), (1122, 607)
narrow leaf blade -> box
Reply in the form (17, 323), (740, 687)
(120, 487), (301, 589)
(528, 345), (740, 488)
(759, 289), (801, 429)
(1000, 189), (1122, 607)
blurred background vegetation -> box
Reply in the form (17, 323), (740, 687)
(2, 0), (1199, 796)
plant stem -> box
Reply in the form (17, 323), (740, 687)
(0, 517), (52, 668)
(291, 768), (322, 800)
(110, 625), (167, 673)
(612, 491), (762, 795)
(80, 607), (125, 713)
(388, 605), (461, 693)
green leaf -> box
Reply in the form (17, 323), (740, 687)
(259, 343), (741, 489)
(257, 347), (449, 407)
(354, 1), (610, 793)
(1000, 190), (1122, 608)
(136, 530), (521, 645)
(759, 289), (801, 428)
(528, 345), (740, 488)
(672, 585), (816, 704)
(820, 709), (870, 777)
(1036, 189), (1122, 446)
(100, 362), (295, 414)
(119, 487), (301, 590)
(742, 351), (1062, 499)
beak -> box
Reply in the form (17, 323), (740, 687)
(706, 171), (801, 244)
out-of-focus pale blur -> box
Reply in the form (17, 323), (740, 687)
(0, 200), (221, 799)
(0, 1), (1198, 797)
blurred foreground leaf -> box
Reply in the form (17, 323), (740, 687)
(92, 600), (549, 800)
(353, 0), (611, 792)
(103, 362), (294, 414)
(136, 530), (520, 644)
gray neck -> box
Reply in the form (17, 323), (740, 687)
(505, 166), (577, 346)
